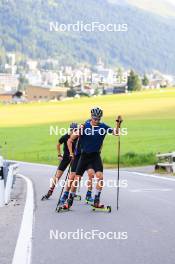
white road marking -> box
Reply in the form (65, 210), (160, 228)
(124, 171), (175, 182)
(12, 174), (34, 264)
(130, 188), (172, 193)
(9, 160), (56, 168)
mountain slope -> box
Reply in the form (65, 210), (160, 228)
(126, 0), (175, 17)
(108, 0), (175, 17)
(0, 0), (175, 74)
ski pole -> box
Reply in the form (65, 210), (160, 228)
(116, 116), (123, 211)
(117, 134), (120, 210)
(50, 157), (62, 189)
(55, 161), (72, 211)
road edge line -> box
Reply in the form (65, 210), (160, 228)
(12, 174), (34, 264)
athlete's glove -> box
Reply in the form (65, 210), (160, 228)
(58, 154), (63, 161)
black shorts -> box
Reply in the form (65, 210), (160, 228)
(76, 152), (103, 176)
(58, 156), (71, 171)
(71, 155), (81, 173)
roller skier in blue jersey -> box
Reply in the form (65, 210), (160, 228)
(63, 107), (123, 210)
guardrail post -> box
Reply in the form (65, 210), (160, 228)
(0, 156), (5, 207)
(172, 152), (175, 174)
(5, 166), (13, 205)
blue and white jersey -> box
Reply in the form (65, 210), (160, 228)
(80, 120), (113, 153)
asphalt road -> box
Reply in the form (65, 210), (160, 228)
(18, 162), (175, 264)
(0, 176), (26, 264)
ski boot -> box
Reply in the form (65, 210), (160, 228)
(56, 193), (74, 213)
(85, 191), (94, 204)
(59, 191), (69, 205)
(66, 193), (74, 208)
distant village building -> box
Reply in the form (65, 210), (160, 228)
(64, 66), (73, 75)
(81, 85), (95, 96)
(0, 90), (25, 103)
(41, 71), (59, 87)
(7, 53), (16, 66)
(0, 73), (19, 92)
(5, 53), (17, 75)
(26, 70), (42, 86)
(98, 69), (115, 85)
(25, 85), (69, 101)
(145, 71), (173, 89)
(0, 84), (4, 93)
(27, 60), (38, 71)
(113, 84), (128, 94)
(0, 92), (15, 103)
(4, 64), (17, 75)
(173, 76), (175, 86)
(26, 69), (59, 87)
(95, 58), (115, 84)
(96, 57), (105, 72)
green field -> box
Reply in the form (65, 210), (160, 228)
(0, 89), (175, 167)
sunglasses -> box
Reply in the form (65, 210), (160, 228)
(92, 116), (101, 121)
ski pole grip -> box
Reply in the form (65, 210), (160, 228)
(116, 116), (123, 126)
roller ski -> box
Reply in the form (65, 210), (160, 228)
(91, 196), (111, 213)
(59, 191), (81, 205)
(91, 204), (112, 213)
(56, 193), (74, 213)
(55, 191), (69, 213)
(41, 190), (53, 201)
(56, 203), (70, 213)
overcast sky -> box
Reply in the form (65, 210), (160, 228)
(160, 0), (175, 4)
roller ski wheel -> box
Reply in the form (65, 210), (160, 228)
(56, 204), (70, 213)
(91, 204), (112, 213)
(74, 194), (81, 201)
